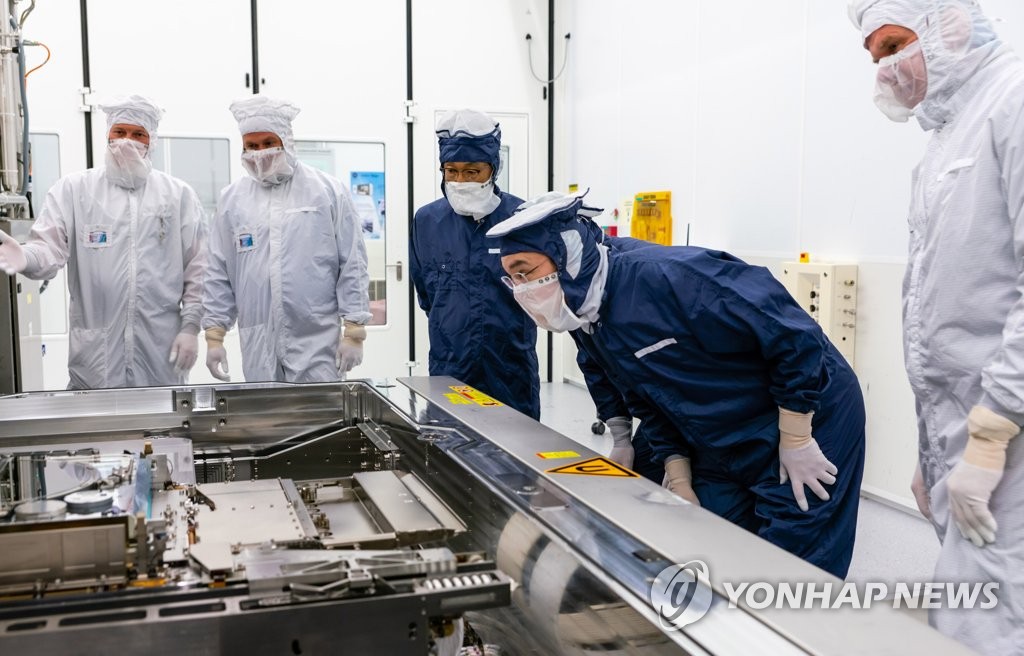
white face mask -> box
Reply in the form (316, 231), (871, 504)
(874, 40), (927, 122)
(446, 181), (501, 221)
(104, 138), (152, 189)
(241, 147), (295, 186)
(508, 271), (584, 333)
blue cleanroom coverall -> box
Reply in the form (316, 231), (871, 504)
(411, 191), (540, 418)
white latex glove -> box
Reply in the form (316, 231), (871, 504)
(206, 347), (230, 382)
(662, 456), (700, 506)
(910, 462), (931, 520)
(946, 406), (1019, 547)
(0, 229), (27, 275)
(778, 408), (837, 512)
(168, 332), (198, 373)
(605, 416), (634, 469)
(947, 463), (1002, 547)
(204, 327), (231, 382)
(336, 320), (366, 374)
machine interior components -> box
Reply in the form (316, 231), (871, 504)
(0, 378), (973, 655)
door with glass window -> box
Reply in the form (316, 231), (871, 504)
(412, 109), (538, 378)
(257, 0), (410, 378)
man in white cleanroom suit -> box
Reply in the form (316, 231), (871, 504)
(850, 1), (1024, 652)
(0, 95), (206, 389)
(202, 96), (370, 383)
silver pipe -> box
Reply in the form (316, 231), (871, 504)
(11, 16), (27, 196)
(0, 1), (18, 195)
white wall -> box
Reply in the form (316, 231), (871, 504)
(21, 0), (263, 389)
(16, 0), (550, 388)
(562, 0), (1024, 509)
(24, 0), (1024, 506)
(410, 0), (553, 378)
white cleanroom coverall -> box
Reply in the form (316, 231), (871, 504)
(21, 168), (206, 388)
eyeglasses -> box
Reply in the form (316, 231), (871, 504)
(501, 271), (558, 290)
(441, 167), (490, 182)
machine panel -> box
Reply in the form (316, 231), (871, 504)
(0, 379), (972, 655)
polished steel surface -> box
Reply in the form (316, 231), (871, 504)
(190, 479), (314, 571)
(0, 382), (508, 655)
(0, 379), (973, 655)
(397, 376), (974, 656)
(0, 516), (128, 594)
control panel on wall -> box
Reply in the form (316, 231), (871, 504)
(781, 263), (858, 367)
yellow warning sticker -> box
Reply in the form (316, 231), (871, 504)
(536, 450), (581, 460)
(444, 393), (473, 405)
(546, 457), (639, 478)
(447, 385), (504, 407)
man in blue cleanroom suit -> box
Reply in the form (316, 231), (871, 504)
(850, 1), (1024, 651)
(487, 193), (866, 578)
(575, 344), (664, 484)
(568, 224), (665, 483)
(410, 109), (540, 419)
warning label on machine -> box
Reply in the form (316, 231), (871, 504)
(446, 386), (504, 407)
(535, 450), (581, 460)
(545, 457), (639, 478)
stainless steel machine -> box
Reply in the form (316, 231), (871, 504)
(0, 377), (972, 655)
(0, 0), (38, 395)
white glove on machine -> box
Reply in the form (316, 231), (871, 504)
(946, 405), (1020, 547)
(336, 320), (366, 375)
(605, 416), (634, 469)
(778, 408), (838, 512)
(204, 326), (231, 382)
(662, 455), (700, 505)
(168, 331), (199, 374)
(0, 229), (27, 275)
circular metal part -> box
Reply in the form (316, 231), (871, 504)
(64, 490), (115, 515)
(14, 500), (68, 522)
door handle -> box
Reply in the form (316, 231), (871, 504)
(386, 261), (403, 282)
